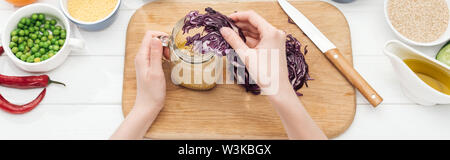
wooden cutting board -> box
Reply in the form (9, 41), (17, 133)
(123, 0), (355, 139)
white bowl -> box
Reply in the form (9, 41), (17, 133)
(384, 0), (450, 46)
(59, 0), (121, 31)
(1, 3), (84, 73)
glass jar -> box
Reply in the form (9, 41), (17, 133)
(165, 19), (219, 91)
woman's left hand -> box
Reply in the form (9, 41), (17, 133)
(134, 31), (170, 110)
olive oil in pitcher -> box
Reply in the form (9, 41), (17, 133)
(404, 59), (450, 95)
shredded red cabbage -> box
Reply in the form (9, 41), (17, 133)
(182, 8), (310, 96)
(183, 7), (246, 56)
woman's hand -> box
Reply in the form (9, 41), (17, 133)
(220, 11), (294, 100)
(220, 11), (327, 140)
(134, 31), (170, 110)
(111, 31), (169, 140)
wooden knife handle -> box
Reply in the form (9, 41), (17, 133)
(325, 49), (383, 107)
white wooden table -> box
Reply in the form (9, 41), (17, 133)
(0, 0), (449, 140)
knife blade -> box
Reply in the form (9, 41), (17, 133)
(278, 0), (383, 107)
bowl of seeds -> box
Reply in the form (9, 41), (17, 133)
(385, 0), (450, 46)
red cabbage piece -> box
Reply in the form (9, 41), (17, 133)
(182, 8), (310, 96)
(286, 34), (310, 96)
(183, 7), (246, 56)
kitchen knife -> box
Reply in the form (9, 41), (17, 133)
(278, 0), (383, 107)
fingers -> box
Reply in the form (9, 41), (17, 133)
(229, 11), (275, 34)
(149, 38), (163, 70)
(242, 31), (260, 39)
(245, 37), (259, 48)
(220, 27), (249, 51)
(135, 31), (154, 67)
(163, 48), (170, 60)
(136, 31), (169, 70)
(147, 31), (169, 38)
(235, 22), (259, 35)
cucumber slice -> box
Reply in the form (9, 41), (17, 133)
(437, 42), (450, 66)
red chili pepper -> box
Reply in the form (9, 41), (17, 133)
(0, 46), (4, 56)
(0, 88), (46, 114)
(0, 74), (65, 89)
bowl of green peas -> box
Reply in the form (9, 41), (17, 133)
(1, 3), (84, 72)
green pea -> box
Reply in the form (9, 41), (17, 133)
(15, 52), (23, 58)
(17, 23), (24, 29)
(44, 23), (50, 29)
(51, 39), (57, 45)
(42, 55), (49, 61)
(38, 13), (45, 20)
(45, 20), (50, 25)
(18, 30), (25, 36)
(31, 14), (38, 20)
(11, 36), (19, 42)
(40, 28), (45, 33)
(39, 48), (45, 54)
(53, 29), (60, 36)
(35, 21), (42, 27)
(30, 34), (37, 40)
(11, 47), (19, 53)
(39, 41), (44, 47)
(27, 57), (34, 63)
(25, 18), (31, 26)
(35, 52), (42, 57)
(60, 33), (66, 39)
(18, 37), (24, 44)
(11, 30), (18, 36)
(52, 45), (59, 51)
(18, 45), (25, 52)
(20, 17), (27, 24)
(31, 47), (38, 53)
(50, 26), (56, 30)
(27, 42), (34, 48)
(58, 39), (65, 46)
(34, 26), (39, 31)
(29, 27), (35, 33)
(24, 30), (29, 36)
(41, 36), (48, 41)
(25, 52), (31, 57)
(48, 52), (54, 58)
(50, 19), (57, 25)
(55, 26), (62, 30)
(9, 42), (17, 49)
(48, 35), (54, 40)
(43, 42), (49, 49)
(20, 54), (27, 61)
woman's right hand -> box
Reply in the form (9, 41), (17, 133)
(221, 12), (327, 140)
(220, 11), (295, 100)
